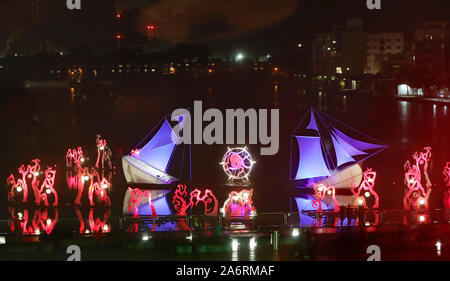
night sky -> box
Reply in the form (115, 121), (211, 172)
(0, 0), (448, 55)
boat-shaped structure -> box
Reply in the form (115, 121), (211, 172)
(291, 108), (387, 212)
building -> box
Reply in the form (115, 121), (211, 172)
(312, 19), (367, 76)
(366, 33), (404, 74)
(412, 20), (450, 89)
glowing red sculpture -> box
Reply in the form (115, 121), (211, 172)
(7, 160), (57, 206)
(88, 177), (111, 207)
(444, 162), (450, 187)
(67, 166), (111, 206)
(39, 166), (58, 207)
(96, 135), (112, 169)
(351, 168), (379, 209)
(444, 162), (450, 209)
(222, 189), (256, 218)
(312, 183), (340, 212)
(66, 147), (84, 168)
(128, 187), (156, 218)
(172, 184), (219, 216)
(403, 147), (432, 210)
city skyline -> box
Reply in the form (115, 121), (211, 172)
(0, 0), (448, 57)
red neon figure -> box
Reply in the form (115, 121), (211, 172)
(6, 159), (50, 205)
(127, 187), (157, 218)
(312, 184), (340, 212)
(351, 168), (379, 209)
(39, 166), (58, 207)
(66, 147), (84, 168)
(172, 184), (189, 215)
(130, 149), (140, 157)
(444, 162), (450, 209)
(222, 189), (256, 218)
(88, 177), (111, 207)
(88, 208), (111, 233)
(68, 166), (111, 206)
(403, 147), (432, 210)
(7, 174), (27, 203)
(444, 162), (450, 187)
(95, 135), (112, 169)
(172, 185), (219, 216)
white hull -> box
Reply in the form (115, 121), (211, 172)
(122, 155), (178, 184)
(318, 164), (363, 189)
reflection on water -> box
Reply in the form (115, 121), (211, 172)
(8, 207), (58, 235)
(7, 206), (114, 236)
(231, 238), (239, 261)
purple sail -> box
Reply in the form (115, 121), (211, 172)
(330, 134), (356, 167)
(333, 128), (384, 153)
(295, 136), (331, 180)
(132, 119), (178, 172)
(306, 110), (319, 131)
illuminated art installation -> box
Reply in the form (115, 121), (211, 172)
(291, 108), (387, 213)
(222, 189), (256, 218)
(66, 166), (111, 206)
(443, 162), (450, 209)
(39, 166), (58, 207)
(6, 159), (58, 206)
(96, 135), (112, 169)
(172, 184), (218, 216)
(220, 147), (255, 186)
(66, 147), (84, 168)
(444, 162), (450, 187)
(122, 114), (187, 184)
(351, 168), (379, 209)
(311, 184), (339, 212)
(403, 147), (432, 210)
(127, 188), (156, 218)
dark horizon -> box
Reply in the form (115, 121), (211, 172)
(0, 0), (448, 57)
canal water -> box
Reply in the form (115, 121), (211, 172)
(1, 76), (449, 219)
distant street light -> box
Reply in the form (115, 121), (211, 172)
(235, 53), (244, 61)
(298, 43), (303, 48)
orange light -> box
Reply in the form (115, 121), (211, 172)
(116, 13), (121, 18)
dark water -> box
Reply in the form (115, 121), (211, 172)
(1, 75), (450, 219)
